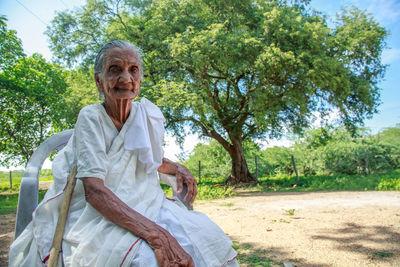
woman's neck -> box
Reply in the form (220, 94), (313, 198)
(103, 98), (132, 131)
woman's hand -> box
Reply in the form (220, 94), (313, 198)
(158, 158), (198, 205)
(175, 163), (197, 205)
(146, 225), (195, 267)
(82, 177), (194, 266)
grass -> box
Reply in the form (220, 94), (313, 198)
(0, 190), (46, 215)
(372, 251), (394, 259)
(232, 241), (279, 266)
(2, 169), (399, 215)
(251, 169), (400, 192)
(0, 169), (54, 214)
(0, 169), (53, 193)
(160, 181), (234, 200)
(283, 209), (296, 216)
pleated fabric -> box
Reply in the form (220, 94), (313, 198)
(9, 99), (238, 267)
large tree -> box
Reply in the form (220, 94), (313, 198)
(0, 17), (69, 167)
(47, 0), (387, 184)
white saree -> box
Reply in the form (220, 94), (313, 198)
(9, 98), (238, 267)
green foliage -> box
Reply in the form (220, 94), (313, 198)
(181, 125), (400, 178)
(322, 141), (398, 175)
(181, 140), (231, 178)
(160, 181), (234, 200)
(375, 124), (400, 147)
(47, 0), (388, 184)
(255, 169), (400, 192)
(196, 183), (234, 200)
(0, 190), (46, 215)
(0, 18), (69, 167)
(233, 241), (277, 266)
(372, 251), (394, 259)
(261, 126), (400, 176)
(63, 67), (101, 127)
(0, 193), (19, 214)
(260, 146), (293, 176)
(376, 178), (400, 191)
(182, 139), (261, 179)
(0, 170), (53, 193)
(0, 16), (24, 70)
(283, 209), (296, 216)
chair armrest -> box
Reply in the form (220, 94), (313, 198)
(158, 173), (193, 210)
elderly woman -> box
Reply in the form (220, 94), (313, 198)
(9, 40), (238, 267)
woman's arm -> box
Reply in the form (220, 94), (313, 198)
(81, 177), (194, 267)
(157, 158), (198, 205)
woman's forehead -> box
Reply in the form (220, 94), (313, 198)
(104, 47), (140, 65)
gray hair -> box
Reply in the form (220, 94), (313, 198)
(94, 40), (143, 79)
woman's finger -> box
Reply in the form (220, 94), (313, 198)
(184, 177), (194, 202)
(189, 182), (198, 206)
(176, 172), (183, 194)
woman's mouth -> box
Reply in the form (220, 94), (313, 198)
(113, 87), (137, 99)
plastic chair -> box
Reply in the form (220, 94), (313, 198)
(14, 130), (191, 240)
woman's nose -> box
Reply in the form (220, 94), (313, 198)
(118, 69), (132, 83)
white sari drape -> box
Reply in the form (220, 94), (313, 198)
(9, 98), (238, 267)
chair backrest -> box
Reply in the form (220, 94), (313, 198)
(14, 130), (73, 239)
(14, 129), (191, 239)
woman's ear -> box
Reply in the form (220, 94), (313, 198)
(95, 73), (103, 92)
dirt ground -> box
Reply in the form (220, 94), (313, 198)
(195, 191), (400, 266)
(1, 191), (400, 266)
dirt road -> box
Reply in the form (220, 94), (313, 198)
(1, 191), (400, 266)
(195, 191), (400, 266)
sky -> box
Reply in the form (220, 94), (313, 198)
(0, 0), (399, 169)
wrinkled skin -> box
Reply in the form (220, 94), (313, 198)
(94, 47), (141, 131)
(158, 158), (197, 205)
(82, 46), (197, 266)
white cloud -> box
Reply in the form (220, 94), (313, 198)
(163, 133), (201, 161)
(382, 48), (400, 65)
(258, 138), (294, 149)
(366, 0), (400, 26)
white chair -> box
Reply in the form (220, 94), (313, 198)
(14, 130), (191, 240)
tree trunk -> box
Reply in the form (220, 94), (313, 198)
(225, 138), (256, 185)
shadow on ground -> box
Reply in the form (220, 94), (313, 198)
(231, 238), (328, 267)
(312, 222), (400, 264)
(233, 190), (316, 198)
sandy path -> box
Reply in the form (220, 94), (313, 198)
(0, 213), (14, 267)
(1, 191), (399, 266)
(195, 191), (400, 266)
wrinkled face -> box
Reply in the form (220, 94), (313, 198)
(95, 47), (141, 101)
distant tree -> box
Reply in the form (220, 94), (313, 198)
(47, 0), (388, 184)
(291, 126), (399, 175)
(182, 140), (231, 179)
(0, 16), (24, 69)
(182, 139), (261, 179)
(375, 124), (400, 147)
(0, 18), (68, 167)
(63, 67), (100, 127)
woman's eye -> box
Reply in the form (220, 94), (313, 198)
(109, 66), (120, 73)
(130, 66), (138, 73)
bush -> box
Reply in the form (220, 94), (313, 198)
(323, 142), (398, 175)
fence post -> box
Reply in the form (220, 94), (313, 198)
(365, 157), (369, 175)
(255, 155), (258, 180)
(9, 170), (12, 189)
(291, 155), (299, 183)
(198, 160), (201, 183)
